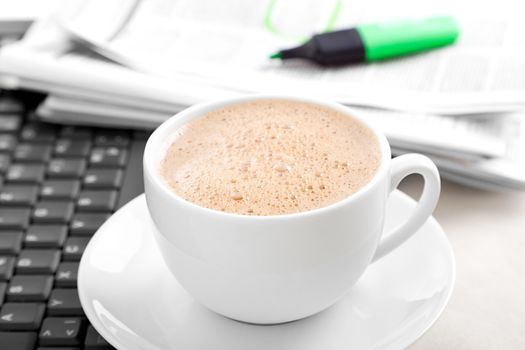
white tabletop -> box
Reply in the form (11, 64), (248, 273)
(399, 177), (525, 349)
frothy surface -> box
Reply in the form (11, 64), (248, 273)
(160, 100), (381, 216)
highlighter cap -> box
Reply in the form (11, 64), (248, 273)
(356, 16), (459, 61)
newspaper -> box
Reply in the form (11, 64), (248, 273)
(62, 0), (525, 114)
(0, 43), (509, 159)
(390, 112), (525, 190)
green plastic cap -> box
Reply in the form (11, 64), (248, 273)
(356, 16), (459, 61)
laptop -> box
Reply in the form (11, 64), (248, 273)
(0, 89), (147, 349)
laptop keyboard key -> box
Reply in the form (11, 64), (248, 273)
(47, 159), (86, 178)
(39, 317), (84, 346)
(94, 130), (130, 147)
(55, 262), (79, 287)
(14, 144), (52, 163)
(0, 134), (16, 152)
(63, 238), (89, 261)
(69, 213), (110, 236)
(83, 169), (123, 189)
(7, 276), (53, 302)
(77, 191), (117, 212)
(40, 180), (80, 200)
(0, 184), (39, 206)
(0, 208), (31, 229)
(0, 331), (37, 350)
(16, 250), (60, 274)
(85, 325), (113, 349)
(25, 225), (68, 248)
(60, 126), (93, 139)
(6, 164), (45, 183)
(90, 147), (127, 168)
(0, 257), (15, 280)
(47, 289), (83, 316)
(0, 232), (23, 254)
(32, 201), (74, 224)
(0, 96), (23, 113)
(20, 124), (56, 143)
(0, 154), (11, 173)
(0, 115), (22, 133)
(54, 139), (92, 158)
(0, 302), (45, 330)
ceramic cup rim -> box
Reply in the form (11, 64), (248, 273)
(143, 94), (391, 221)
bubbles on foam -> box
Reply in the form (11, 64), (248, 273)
(274, 163), (291, 173)
(160, 99), (381, 216)
(230, 191), (243, 201)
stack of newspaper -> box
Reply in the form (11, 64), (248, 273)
(1, 0), (524, 191)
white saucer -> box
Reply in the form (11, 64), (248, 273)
(78, 191), (455, 350)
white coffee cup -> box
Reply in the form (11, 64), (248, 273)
(143, 95), (440, 324)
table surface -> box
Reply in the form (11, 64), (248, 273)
(398, 177), (525, 349)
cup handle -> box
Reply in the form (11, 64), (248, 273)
(372, 154), (441, 262)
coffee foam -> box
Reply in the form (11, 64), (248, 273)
(160, 99), (381, 216)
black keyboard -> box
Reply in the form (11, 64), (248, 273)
(0, 92), (148, 350)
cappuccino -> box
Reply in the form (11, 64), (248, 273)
(160, 99), (380, 216)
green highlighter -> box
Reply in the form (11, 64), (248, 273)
(270, 16), (459, 65)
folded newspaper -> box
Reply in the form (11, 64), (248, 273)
(0, 0), (524, 190)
